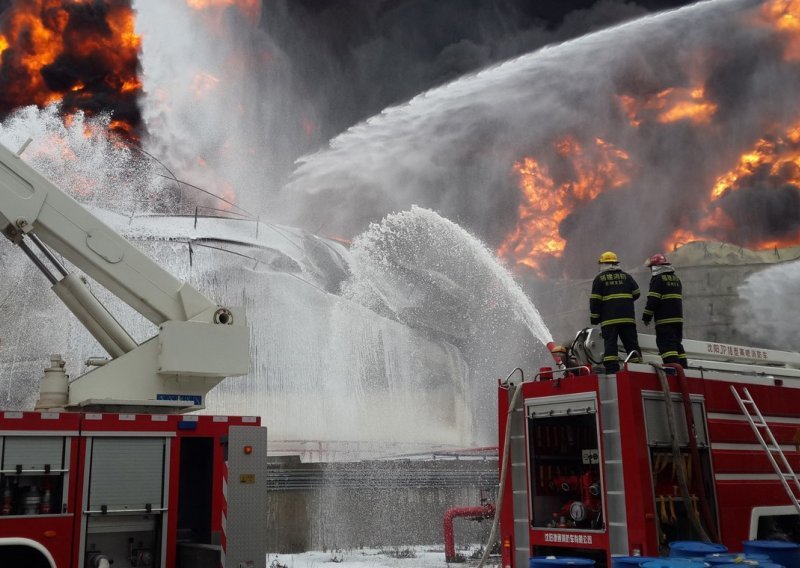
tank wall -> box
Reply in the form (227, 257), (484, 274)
(525, 263), (772, 348)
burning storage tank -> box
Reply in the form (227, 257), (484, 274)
(283, 0), (800, 285)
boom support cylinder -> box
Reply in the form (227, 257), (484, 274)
(52, 273), (137, 358)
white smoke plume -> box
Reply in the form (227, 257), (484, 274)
(734, 259), (800, 350)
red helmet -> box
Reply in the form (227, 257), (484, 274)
(646, 253), (669, 267)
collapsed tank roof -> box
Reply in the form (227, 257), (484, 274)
(668, 241), (800, 267)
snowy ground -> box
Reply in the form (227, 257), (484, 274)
(268, 545), (500, 567)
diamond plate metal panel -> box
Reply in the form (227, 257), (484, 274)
(226, 425), (267, 568)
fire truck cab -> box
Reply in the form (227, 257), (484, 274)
(0, 138), (267, 568)
(498, 329), (800, 568)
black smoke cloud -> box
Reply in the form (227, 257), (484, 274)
(263, 0), (695, 151)
(275, 0), (800, 277)
(716, 184), (800, 246)
(0, 0), (140, 136)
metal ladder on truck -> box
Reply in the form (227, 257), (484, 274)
(730, 386), (800, 516)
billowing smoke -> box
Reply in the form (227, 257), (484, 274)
(280, 0), (800, 277)
(716, 184), (800, 246)
(133, 1), (307, 213)
(0, 0), (141, 138)
(0, 0), (698, 222)
(132, 0), (695, 218)
(260, 0), (680, 148)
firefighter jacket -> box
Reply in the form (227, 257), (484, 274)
(643, 268), (683, 326)
(589, 268), (640, 327)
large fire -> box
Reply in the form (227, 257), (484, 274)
(667, 123), (800, 250)
(498, 137), (631, 275)
(503, 113), (800, 275)
(763, 0), (800, 60)
(618, 87), (717, 127)
(0, 0), (142, 138)
(1, 0), (800, 277)
(0, 0), (259, 139)
(499, 0), (800, 276)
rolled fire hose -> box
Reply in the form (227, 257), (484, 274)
(477, 370), (524, 568)
(652, 364), (711, 543)
(659, 495), (668, 523)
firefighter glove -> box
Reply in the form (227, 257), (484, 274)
(642, 316), (651, 326)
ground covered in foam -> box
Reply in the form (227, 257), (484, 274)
(268, 545), (497, 567)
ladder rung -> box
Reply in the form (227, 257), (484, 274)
(733, 385), (800, 511)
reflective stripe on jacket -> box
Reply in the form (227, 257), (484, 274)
(589, 268), (640, 327)
(643, 271), (683, 325)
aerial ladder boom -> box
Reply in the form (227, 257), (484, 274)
(0, 141), (249, 412)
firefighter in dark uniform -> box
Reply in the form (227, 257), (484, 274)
(642, 253), (687, 368)
(589, 251), (642, 374)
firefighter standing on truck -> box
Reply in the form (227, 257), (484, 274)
(642, 253), (687, 368)
(590, 251), (642, 374)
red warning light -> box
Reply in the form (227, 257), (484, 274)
(243, 445), (253, 455)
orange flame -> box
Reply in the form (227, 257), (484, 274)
(192, 72), (221, 100)
(186, 0), (261, 20)
(665, 121), (800, 251)
(0, 1), (67, 109)
(619, 86), (717, 127)
(0, 1), (142, 137)
(499, 137), (631, 275)
(496, 3), (800, 272)
(763, 0), (800, 60)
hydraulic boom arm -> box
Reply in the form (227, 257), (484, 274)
(0, 141), (249, 412)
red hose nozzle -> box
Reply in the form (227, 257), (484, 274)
(546, 341), (565, 365)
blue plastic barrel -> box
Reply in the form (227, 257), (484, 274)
(670, 541), (728, 558)
(530, 556), (596, 568)
(704, 553), (771, 565)
(743, 541), (800, 568)
(612, 556), (661, 568)
(643, 559), (709, 568)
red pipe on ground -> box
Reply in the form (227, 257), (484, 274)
(443, 503), (496, 563)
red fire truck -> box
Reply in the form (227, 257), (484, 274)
(497, 328), (800, 568)
(0, 138), (267, 568)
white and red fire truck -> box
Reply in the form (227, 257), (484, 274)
(0, 140), (267, 568)
(497, 328), (800, 568)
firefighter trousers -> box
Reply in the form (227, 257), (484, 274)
(656, 322), (687, 368)
(601, 323), (641, 374)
